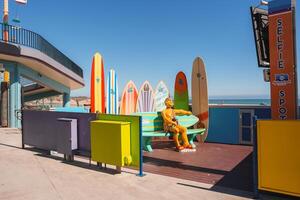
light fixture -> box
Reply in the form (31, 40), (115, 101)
(260, 0), (269, 6)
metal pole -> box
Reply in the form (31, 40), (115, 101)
(138, 116), (145, 177)
(252, 116), (259, 199)
(3, 0), (9, 41)
(292, 0), (298, 119)
(3, 0), (8, 23)
(1, 82), (8, 127)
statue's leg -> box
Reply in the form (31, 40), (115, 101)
(170, 127), (184, 150)
(179, 125), (194, 149)
(178, 125), (189, 146)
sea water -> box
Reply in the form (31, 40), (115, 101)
(208, 99), (300, 106)
(209, 99), (271, 105)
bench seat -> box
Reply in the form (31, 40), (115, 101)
(142, 128), (206, 152)
(134, 112), (206, 152)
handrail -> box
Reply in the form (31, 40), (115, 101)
(0, 23), (83, 78)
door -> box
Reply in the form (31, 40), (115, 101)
(239, 109), (254, 145)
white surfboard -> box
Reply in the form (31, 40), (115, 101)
(154, 81), (170, 112)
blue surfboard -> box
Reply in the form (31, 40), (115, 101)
(106, 69), (119, 114)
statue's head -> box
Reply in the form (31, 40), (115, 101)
(164, 98), (174, 108)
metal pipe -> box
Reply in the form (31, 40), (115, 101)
(3, 0), (8, 23)
(3, 0), (9, 41)
(1, 82), (8, 127)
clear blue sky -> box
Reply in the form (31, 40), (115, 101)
(3, 0), (300, 98)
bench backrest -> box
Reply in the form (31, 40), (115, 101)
(134, 112), (199, 132)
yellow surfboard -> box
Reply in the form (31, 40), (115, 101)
(192, 57), (209, 142)
(90, 52), (105, 113)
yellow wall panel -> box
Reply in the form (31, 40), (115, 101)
(257, 120), (300, 197)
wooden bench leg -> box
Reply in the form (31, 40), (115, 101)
(143, 137), (153, 152)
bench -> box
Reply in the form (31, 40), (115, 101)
(135, 112), (206, 152)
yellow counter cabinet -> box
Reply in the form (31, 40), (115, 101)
(90, 120), (132, 167)
(257, 120), (300, 197)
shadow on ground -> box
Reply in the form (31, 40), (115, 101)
(0, 142), (23, 149)
(24, 146), (136, 176)
(143, 141), (254, 198)
(144, 156), (228, 175)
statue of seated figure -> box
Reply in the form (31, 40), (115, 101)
(161, 98), (195, 151)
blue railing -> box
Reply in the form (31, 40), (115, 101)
(1, 23), (83, 78)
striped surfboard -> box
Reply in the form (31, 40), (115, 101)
(106, 69), (119, 114)
(90, 52), (105, 113)
(136, 81), (155, 112)
(120, 80), (138, 115)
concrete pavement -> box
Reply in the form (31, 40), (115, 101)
(0, 129), (253, 200)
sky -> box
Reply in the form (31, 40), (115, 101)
(2, 0), (300, 98)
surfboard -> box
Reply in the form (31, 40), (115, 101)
(90, 52), (105, 113)
(154, 81), (170, 111)
(174, 71), (189, 110)
(136, 81), (155, 112)
(120, 80), (138, 115)
(106, 69), (118, 114)
(192, 57), (209, 142)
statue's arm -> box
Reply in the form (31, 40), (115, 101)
(174, 109), (192, 116)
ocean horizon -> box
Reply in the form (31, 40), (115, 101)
(208, 98), (271, 105)
(185, 98), (300, 106)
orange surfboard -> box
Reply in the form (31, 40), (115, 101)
(192, 57), (209, 142)
(90, 52), (105, 113)
(120, 80), (138, 115)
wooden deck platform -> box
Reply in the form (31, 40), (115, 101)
(143, 141), (253, 192)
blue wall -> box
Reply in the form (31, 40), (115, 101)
(52, 107), (89, 113)
(207, 107), (240, 144)
(206, 106), (271, 144)
(254, 108), (271, 119)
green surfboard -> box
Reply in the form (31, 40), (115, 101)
(174, 71), (189, 110)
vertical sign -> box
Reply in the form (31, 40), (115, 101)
(269, 2), (297, 120)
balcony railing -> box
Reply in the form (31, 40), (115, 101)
(1, 23), (83, 78)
